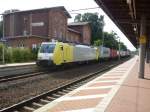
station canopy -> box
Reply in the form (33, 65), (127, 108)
(95, 0), (150, 47)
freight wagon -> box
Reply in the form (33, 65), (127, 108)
(99, 46), (110, 59)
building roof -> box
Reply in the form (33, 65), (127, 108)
(67, 28), (81, 34)
(68, 22), (90, 26)
(95, 0), (150, 47)
(4, 6), (71, 18)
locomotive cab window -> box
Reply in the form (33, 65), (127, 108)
(60, 45), (63, 50)
(40, 44), (55, 53)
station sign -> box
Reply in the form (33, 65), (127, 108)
(31, 22), (44, 27)
(139, 35), (146, 44)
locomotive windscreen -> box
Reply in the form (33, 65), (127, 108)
(40, 44), (55, 53)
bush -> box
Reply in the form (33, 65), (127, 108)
(0, 44), (3, 61)
(0, 43), (7, 63)
(12, 48), (24, 62)
(31, 48), (39, 60)
(12, 48), (35, 62)
(5, 47), (13, 63)
(0, 44), (38, 64)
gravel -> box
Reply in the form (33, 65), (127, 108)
(0, 59), (127, 110)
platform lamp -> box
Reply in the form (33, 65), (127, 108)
(118, 37), (121, 61)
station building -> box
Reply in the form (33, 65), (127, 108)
(3, 6), (92, 48)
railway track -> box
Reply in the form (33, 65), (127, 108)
(0, 62), (121, 112)
(0, 64), (38, 77)
(0, 71), (46, 83)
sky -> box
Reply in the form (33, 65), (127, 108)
(0, 0), (136, 51)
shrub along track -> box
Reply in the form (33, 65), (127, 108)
(0, 58), (129, 111)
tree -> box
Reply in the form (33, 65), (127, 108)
(74, 14), (82, 22)
(103, 31), (118, 49)
(103, 31), (127, 50)
(93, 39), (102, 46)
(119, 42), (127, 51)
(74, 13), (105, 43)
(74, 13), (128, 50)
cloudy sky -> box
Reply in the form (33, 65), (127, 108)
(0, 0), (136, 51)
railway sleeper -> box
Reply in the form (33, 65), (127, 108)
(65, 88), (74, 91)
(46, 96), (57, 100)
(32, 102), (43, 108)
(57, 91), (67, 95)
(23, 106), (36, 112)
(76, 82), (85, 85)
(52, 93), (62, 98)
(70, 85), (81, 88)
(40, 99), (51, 104)
(67, 86), (78, 90)
(62, 89), (70, 93)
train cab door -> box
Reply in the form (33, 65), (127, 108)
(62, 44), (68, 63)
(59, 45), (64, 63)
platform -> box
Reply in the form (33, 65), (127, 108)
(34, 56), (150, 112)
(0, 62), (35, 68)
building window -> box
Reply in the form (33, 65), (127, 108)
(32, 44), (37, 49)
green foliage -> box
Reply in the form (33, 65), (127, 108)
(0, 43), (37, 64)
(74, 13), (128, 50)
(5, 47), (13, 63)
(74, 14), (82, 22)
(31, 48), (39, 60)
(103, 31), (118, 49)
(119, 42), (127, 51)
(94, 39), (102, 46)
(0, 43), (4, 61)
(12, 48), (23, 62)
(102, 31), (127, 50)
(74, 13), (105, 43)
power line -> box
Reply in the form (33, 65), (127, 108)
(68, 7), (100, 12)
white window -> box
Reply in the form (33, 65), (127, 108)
(32, 44), (37, 49)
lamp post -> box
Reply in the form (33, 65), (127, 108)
(101, 28), (104, 47)
(0, 14), (5, 64)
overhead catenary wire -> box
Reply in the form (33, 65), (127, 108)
(68, 7), (100, 12)
(67, 7), (101, 15)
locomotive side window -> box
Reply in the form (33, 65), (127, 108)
(40, 44), (55, 53)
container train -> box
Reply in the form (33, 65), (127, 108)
(36, 41), (130, 66)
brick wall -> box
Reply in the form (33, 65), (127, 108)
(4, 7), (69, 48)
(67, 30), (81, 43)
(7, 36), (47, 48)
(82, 24), (91, 45)
(49, 10), (67, 41)
(68, 24), (91, 45)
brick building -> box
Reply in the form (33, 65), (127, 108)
(68, 22), (91, 45)
(4, 7), (91, 48)
(67, 28), (81, 43)
(4, 6), (71, 48)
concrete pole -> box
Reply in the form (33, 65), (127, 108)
(139, 16), (146, 78)
(146, 38), (150, 63)
(2, 14), (5, 64)
(101, 29), (104, 47)
(118, 38), (120, 60)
